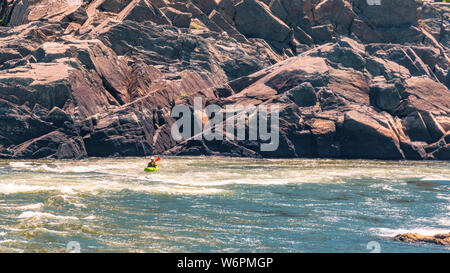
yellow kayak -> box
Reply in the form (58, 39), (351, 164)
(144, 167), (159, 172)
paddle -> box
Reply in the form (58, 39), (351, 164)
(155, 157), (161, 162)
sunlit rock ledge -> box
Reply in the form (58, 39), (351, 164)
(0, 0), (449, 160)
(394, 232), (450, 246)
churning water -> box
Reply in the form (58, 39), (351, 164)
(0, 157), (448, 252)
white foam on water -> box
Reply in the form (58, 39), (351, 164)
(436, 216), (450, 226)
(9, 162), (31, 168)
(1, 158), (449, 206)
(17, 211), (79, 221)
(154, 169), (348, 187)
(419, 172), (450, 185)
(371, 227), (450, 237)
(132, 185), (227, 195)
(0, 239), (18, 244)
(32, 163), (115, 174)
(22, 227), (71, 236)
(15, 203), (44, 210)
(0, 178), (228, 196)
(0, 184), (59, 194)
(420, 174), (450, 181)
(436, 193), (450, 202)
(369, 183), (396, 191)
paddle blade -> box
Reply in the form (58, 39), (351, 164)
(155, 157), (161, 162)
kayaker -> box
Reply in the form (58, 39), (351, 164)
(147, 158), (158, 168)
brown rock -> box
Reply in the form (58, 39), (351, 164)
(209, 9), (248, 43)
(421, 111), (446, 143)
(400, 141), (426, 160)
(369, 81), (401, 112)
(313, 0), (355, 34)
(310, 24), (334, 43)
(217, 0), (236, 22)
(288, 82), (317, 107)
(352, 0), (420, 28)
(397, 77), (450, 117)
(62, 5), (88, 26)
(277, 0), (312, 31)
(7, 0), (29, 27)
(234, 0), (292, 42)
(340, 110), (404, 160)
(445, 132), (450, 144)
(191, 0), (218, 15)
(308, 118), (340, 158)
(433, 144), (450, 160)
(294, 26), (313, 46)
(394, 233), (450, 246)
(118, 0), (171, 25)
(402, 112), (433, 143)
(351, 0), (424, 43)
(172, 11), (191, 28)
(99, 0), (132, 13)
(0, 0), (448, 161)
(12, 131), (86, 159)
(269, 0), (287, 22)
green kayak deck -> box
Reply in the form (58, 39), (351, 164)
(144, 167), (159, 172)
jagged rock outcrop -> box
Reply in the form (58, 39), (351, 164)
(0, 0), (448, 160)
(394, 232), (450, 246)
(166, 38), (450, 160)
(234, 0), (292, 43)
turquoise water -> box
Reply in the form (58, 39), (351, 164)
(0, 157), (449, 253)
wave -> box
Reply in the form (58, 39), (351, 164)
(0, 184), (74, 195)
(15, 203), (44, 210)
(0, 180), (228, 196)
(1, 157), (449, 197)
(10, 163), (110, 175)
(8, 162), (32, 168)
(17, 211), (79, 221)
(371, 227), (450, 237)
(420, 176), (450, 185)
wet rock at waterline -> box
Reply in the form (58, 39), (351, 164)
(394, 233), (450, 246)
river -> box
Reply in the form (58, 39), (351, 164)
(0, 157), (448, 252)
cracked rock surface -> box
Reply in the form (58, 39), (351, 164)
(0, 0), (449, 160)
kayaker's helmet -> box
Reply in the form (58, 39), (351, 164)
(150, 157), (157, 166)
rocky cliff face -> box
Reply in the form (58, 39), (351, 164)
(0, 0), (449, 160)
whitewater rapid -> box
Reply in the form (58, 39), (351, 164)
(0, 157), (448, 252)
